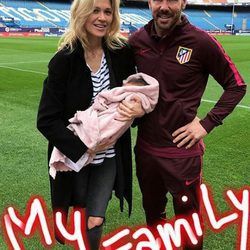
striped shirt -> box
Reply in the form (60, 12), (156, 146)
(88, 53), (116, 165)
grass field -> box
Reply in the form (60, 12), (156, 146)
(0, 36), (249, 250)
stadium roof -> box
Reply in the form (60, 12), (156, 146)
(188, 0), (250, 5)
(123, 0), (250, 5)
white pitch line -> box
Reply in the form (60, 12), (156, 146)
(0, 65), (248, 110)
(202, 99), (250, 110)
(0, 65), (47, 75)
(0, 60), (48, 66)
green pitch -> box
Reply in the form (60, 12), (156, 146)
(0, 36), (249, 250)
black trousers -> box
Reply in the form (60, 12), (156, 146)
(52, 157), (116, 249)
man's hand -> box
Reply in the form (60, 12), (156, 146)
(117, 96), (145, 121)
(172, 117), (207, 149)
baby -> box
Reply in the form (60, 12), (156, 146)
(49, 72), (159, 178)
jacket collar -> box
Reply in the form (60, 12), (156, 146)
(74, 38), (116, 88)
(103, 45), (116, 88)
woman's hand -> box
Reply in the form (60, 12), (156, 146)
(87, 137), (114, 154)
(116, 96), (145, 121)
(53, 162), (73, 172)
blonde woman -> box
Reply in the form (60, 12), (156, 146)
(37, 0), (144, 249)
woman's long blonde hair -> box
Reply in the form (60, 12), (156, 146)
(58, 0), (126, 52)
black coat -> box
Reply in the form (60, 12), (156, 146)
(37, 40), (136, 215)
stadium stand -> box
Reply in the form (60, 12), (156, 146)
(0, 16), (19, 27)
(0, 0), (69, 28)
(0, 0), (249, 34)
(121, 4), (250, 31)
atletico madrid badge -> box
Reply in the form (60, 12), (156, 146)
(176, 46), (192, 64)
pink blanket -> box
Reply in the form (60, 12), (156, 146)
(49, 73), (159, 177)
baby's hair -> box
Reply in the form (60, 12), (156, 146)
(126, 78), (148, 86)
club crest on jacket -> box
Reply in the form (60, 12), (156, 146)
(176, 46), (193, 64)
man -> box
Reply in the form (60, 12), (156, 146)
(125, 0), (246, 249)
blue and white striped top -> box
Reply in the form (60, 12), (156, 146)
(88, 53), (116, 165)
